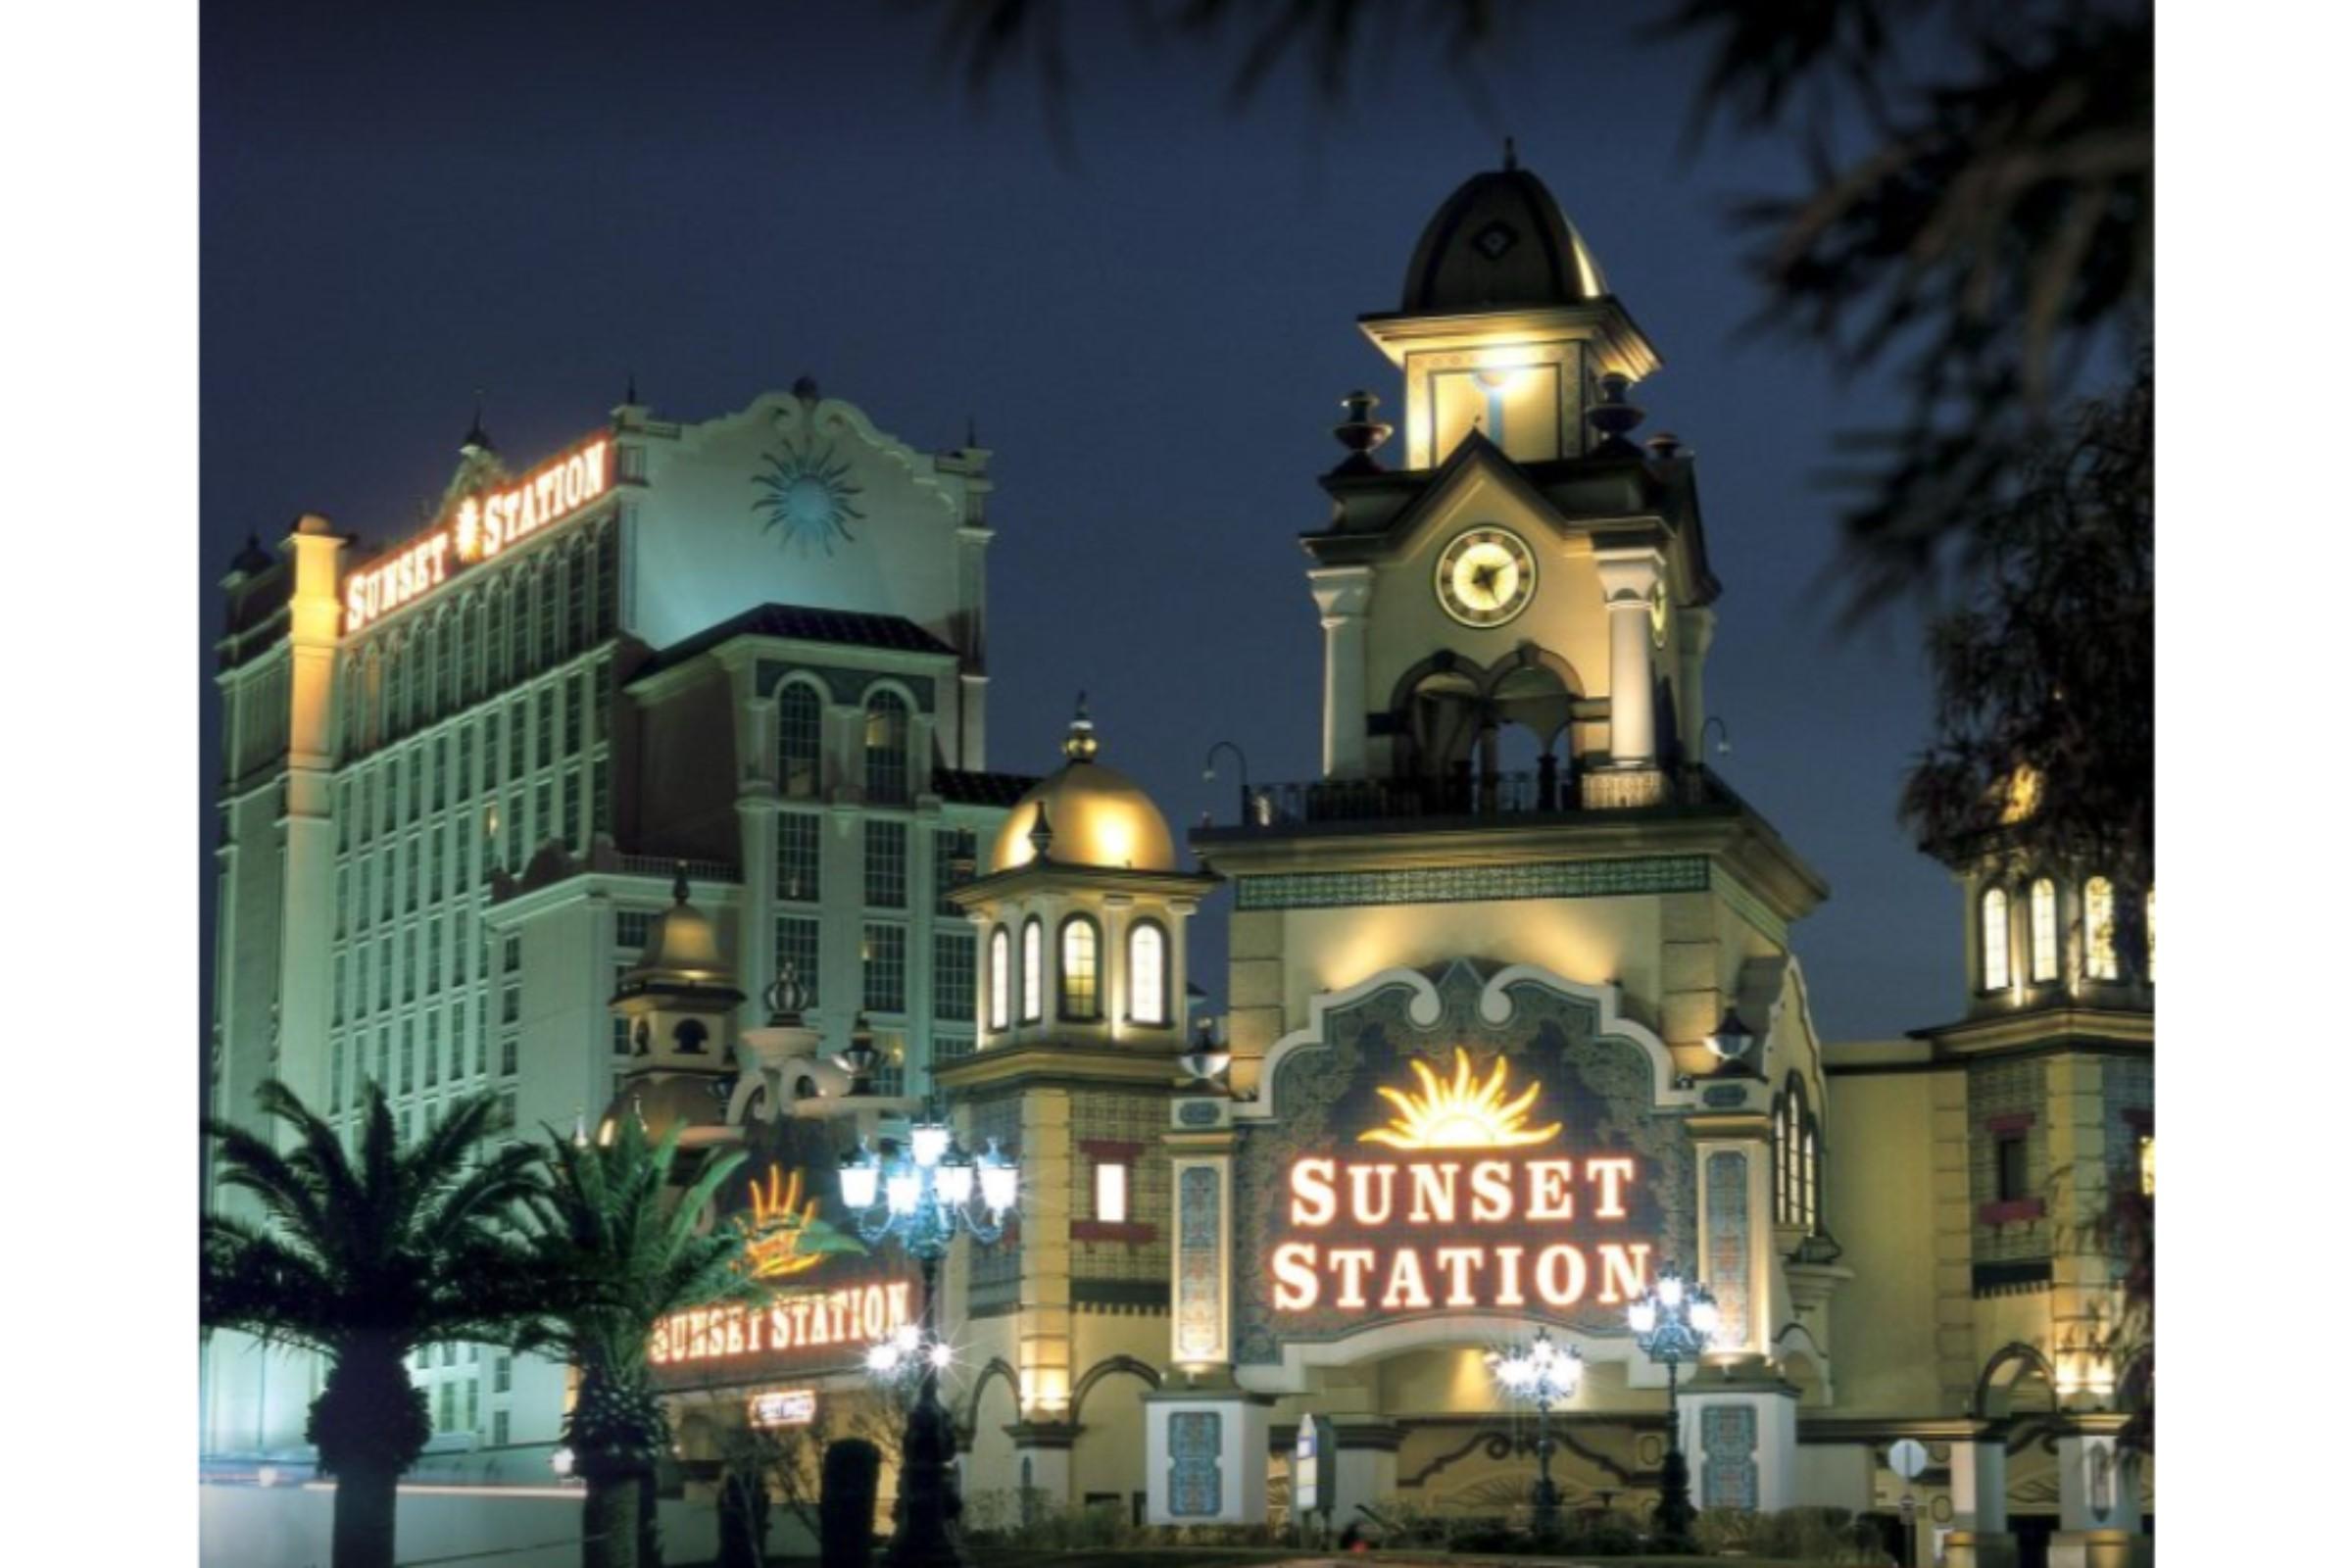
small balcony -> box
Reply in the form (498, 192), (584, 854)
(1195, 762), (1739, 841)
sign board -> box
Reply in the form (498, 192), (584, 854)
(749, 1389), (818, 1429)
(1231, 967), (1695, 1363)
(1888, 1438), (1930, 1481)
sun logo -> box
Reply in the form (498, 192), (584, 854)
(740, 1164), (828, 1280)
(1358, 1049), (1563, 1151)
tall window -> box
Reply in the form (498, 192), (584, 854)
(2029, 877), (2058, 982)
(1020, 918), (1043, 1023)
(863, 690), (910, 805)
(864, 820), (907, 908)
(2084, 876), (2119, 980)
(777, 812), (821, 902)
(934, 931), (975, 1022)
(2144, 888), (2155, 984)
(1059, 916), (1101, 1021)
(775, 916), (820, 1005)
(862, 923), (906, 1013)
(777, 683), (823, 799)
(989, 926), (1011, 1030)
(1980, 887), (2011, 991)
(1800, 1119), (1819, 1232)
(1129, 920), (1168, 1025)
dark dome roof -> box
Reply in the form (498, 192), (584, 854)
(1399, 161), (1609, 316)
(603, 1072), (732, 1147)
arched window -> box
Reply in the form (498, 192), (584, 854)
(776, 682), (823, 800)
(1773, 1092), (1793, 1224)
(2144, 888), (2156, 984)
(1059, 916), (1101, 1021)
(2084, 876), (2119, 980)
(1981, 887), (2011, 991)
(2029, 877), (2058, 983)
(1128, 920), (1168, 1026)
(988, 926), (1011, 1031)
(864, 690), (910, 805)
(1019, 918), (1043, 1024)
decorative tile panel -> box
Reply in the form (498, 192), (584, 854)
(1168, 1411), (1223, 1517)
(1176, 1164), (1224, 1361)
(1704, 1150), (1751, 1352)
(1233, 856), (1709, 912)
(1699, 1404), (1758, 1510)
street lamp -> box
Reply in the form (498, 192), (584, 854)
(839, 1117), (1018, 1568)
(1628, 1262), (1720, 1547)
(1486, 1329), (1584, 1536)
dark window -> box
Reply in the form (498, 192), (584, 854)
(1995, 1136), (2031, 1202)
(777, 683), (823, 799)
(863, 690), (910, 805)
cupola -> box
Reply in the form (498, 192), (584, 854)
(989, 698), (1179, 875)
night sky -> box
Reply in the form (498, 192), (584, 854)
(202, 0), (1957, 1042)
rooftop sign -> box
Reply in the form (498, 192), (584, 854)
(342, 434), (612, 635)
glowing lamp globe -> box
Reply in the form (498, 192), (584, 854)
(839, 1150), (880, 1211)
(911, 1123), (952, 1168)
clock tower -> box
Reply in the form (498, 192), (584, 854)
(1175, 153), (1840, 1526)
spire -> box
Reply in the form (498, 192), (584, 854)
(1062, 692), (1100, 761)
(624, 368), (639, 406)
(1502, 134), (1518, 171)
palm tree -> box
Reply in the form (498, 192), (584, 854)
(515, 1115), (767, 1568)
(201, 1080), (544, 1568)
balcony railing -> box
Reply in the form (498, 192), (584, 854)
(1204, 763), (1733, 834)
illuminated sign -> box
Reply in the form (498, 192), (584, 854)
(749, 1389), (818, 1429)
(742, 1165), (833, 1281)
(1256, 1045), (1664, 1329)
(649, 1280), (912, 1371)
(342, 434), (612, 634)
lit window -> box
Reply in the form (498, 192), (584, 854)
(989, 926), (1011, 1031)
(2084, 877), (2118, 980)
(863, 690), (910, 805)
(1981, 888), (2011, 991)
(2144, 888), (2155, 984)
(2137, 1132), (2154, 1198)
(1095, 1161), (1129, 1225)
(1801, 1121), (1819, 1232)
(1060, 917), (1101, 1020)
(777, 683), (823, 800)
(2029, 878), (2058, 982)
(1020, 919), (1043, 1024)
(1129, 922), (1168, 1026)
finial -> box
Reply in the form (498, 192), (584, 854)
(671, 861), (691, 906)
(462, 390), (493, 454)
(624, 368), (638, 406)
(1586, 371), (1647, 456)
(793, 374), (821, 404)
(1062, 693), (1099, 761)
(1027, 802), (1055, 859)
(765, 961), (808, 1026)
(966, 414), (979, 450)
(1502, 135), (1518, 172)
(1328, 390), (1393, 477)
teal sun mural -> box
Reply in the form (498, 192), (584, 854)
(752, 441), (864, 556)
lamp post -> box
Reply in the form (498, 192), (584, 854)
(839, 1116), (1019, 1568)
(1628, 1262), (1720, 1548)
(1486, 1329), (1584, 1536)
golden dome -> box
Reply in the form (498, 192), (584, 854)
(988, 701), (1178, 875)
(621, 867), (734, 991)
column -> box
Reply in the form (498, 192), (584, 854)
(1307, 566), (1374, 779)
(1943, 1434), (2017, 1568)
(2051, 1426), (2147, 1568)
(1587, 547), (1666, 808)
(1145, 1389), (1272, 1526)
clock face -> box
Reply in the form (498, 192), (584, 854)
(1435, 527), (1537, 627)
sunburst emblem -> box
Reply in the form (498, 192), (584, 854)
(752, 440), (864, 556)
(739, 1164), (860, 1280)
(1358, 1049), (1563, 1151)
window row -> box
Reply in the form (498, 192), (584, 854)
(765, 915), (976, 1026)
(985, 915), (1169, 1030)
(327, 1003), (507, 1110)
(1979, 875), (2154, 992)
(777, 816), (980, 914)
(337, 661), (612, 854)
(340, 522), (619, 756)
(773, 683), (917, 805)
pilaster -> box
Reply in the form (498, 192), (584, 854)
(1307, 566), (1375, 780)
